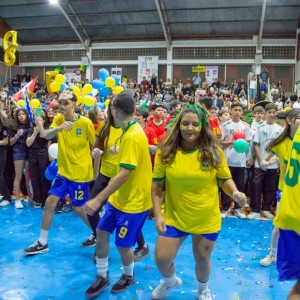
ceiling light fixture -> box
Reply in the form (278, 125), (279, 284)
(49, 0), (58, 4)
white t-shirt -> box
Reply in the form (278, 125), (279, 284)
(221, 120), (251, 167)
(293, 102), (300, 108)
(253, 122), (282, 169)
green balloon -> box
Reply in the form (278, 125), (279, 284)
(233, 139), (249, 153)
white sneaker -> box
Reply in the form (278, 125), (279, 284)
(0, 200), (11, 207)
(247, 212), (260, 219)
(198, 287), (212, 300)
(233, 208), (246, 219)
(262, 210), (274, 219)
(260, 254), (276, 267)
(152, 276), (182, 299)
(221, 208), (232, 219)
(14, 200), (24, 209)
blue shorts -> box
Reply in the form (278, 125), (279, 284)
(48, 174), (89, 206)
(161, 225), (219, 242)
(97, 202), (149, 248)
(277, 229), (300, 281)
(13, 150), (28, 161)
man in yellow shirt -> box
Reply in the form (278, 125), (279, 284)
(84, 90), (152, 298)
(23, 89), (95, 255)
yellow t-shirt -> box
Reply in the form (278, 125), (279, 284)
(50, 114), (95, 182)
(108, 122), (152, 213)
(95, 121), (122, 178)
(153, 148), (232, 234)
(274, 125), (300, 235)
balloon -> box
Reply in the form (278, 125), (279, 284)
(83, 95), (96, 106)
(50, 81), (60, 93)
(233, 130), (246, 140)
(45, 168), (55, 181)
(112, 86), (124, 95)
(60, 83), (68, 91)
(30, 99), (41, 109)
(55, 74), (65, 85)
(91, 89), (98, 97)
(92, 79), (105, 90)
(48, 100), (58, 108)
(104, 99), (110, 107)
(98, 68), (110, 82)
(99, 87), (111, 98)
(105, 77), (115, 88)
(140, 102), (148, 109)
(17, 100), (26, 106)
(71, 85), (81, 97)
(76, 95), (84, 105)
(95, 102), (105, 110)
(82, 84), (93, 95)
(48, 143), (58, 159)
(45, 70), (59, 93)
(112, 74), (120, 85)
(233, 139), (249, 153)
(48, 159), (58, 176)
(3, 31), (18, 67)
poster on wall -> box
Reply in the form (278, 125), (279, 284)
(205, 66), (218, 85)
(111, 67), (122, 83)
(137, 56), (158, 83)
(64, 70), (81, 84)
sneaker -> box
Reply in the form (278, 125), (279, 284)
(260, 254), (276, 267)
(23, 240), (49, 255)
(221, 208), (232, 219)
(247, 212), (261, 219)
(151, 276), (182, 299)
(55, 201), (64, 213)
(111, 273), (135, 294)
(34, 203), (43, 209)
(133, 245), (150, 261)
(233, 208), (246, 219)
(64, 204), (74, 213)
(81, 233), (96, 247)
(0, 200), (11, 207)
(14, 200), (24, 209)
(198, 287), (212, 300)
(262, 210), (274, 219)
(85, 274), (110, 299)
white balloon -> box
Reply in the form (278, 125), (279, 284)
(48, 143), (58, 159)
(92, 89), (98, 97)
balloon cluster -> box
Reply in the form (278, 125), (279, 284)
(232, 130), (248, 153)
(3, 31), (18, 67)
(92, 68), (124, 98)
(71, 84), (96, 106)
(16, 98), (41, 109)
(45, 159), (58, 181)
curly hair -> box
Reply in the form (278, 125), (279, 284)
(160, 106), (220, 169)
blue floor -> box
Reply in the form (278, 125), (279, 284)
(0, 203), (294, 300)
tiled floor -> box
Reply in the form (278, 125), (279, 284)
(0, 203), (294, 299)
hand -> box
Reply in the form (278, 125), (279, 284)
(16, 129), (23, 137)
(232, 191), (249, 208)
(84, 198), (102, 216)
(108, 146), (119, 154)
(34, 116), (43, 125)
(33, 126), (40, 134)
(155, 214), (167, 234)
(269, 156), (279, 165)
(246, 157), (254, 166)
(60, 121), (73, 131)
(92, 148), (103, 159)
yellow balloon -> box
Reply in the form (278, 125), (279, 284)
(50, 81), (60, 93)
(83, 96), (96, 106)
(105, 77), (115, 88)
(55, 74), (65, 85)
(82, 84), (93, 95)
(16, 100), (26, 106)
(3, 31), (18, 67)
(104, 99), (110, 107)
(45, 71), (59, 93)
(71, 85), (81, 97)
(76, 95), (84, 105)
(113, 86), (124, 95)
(30, 99), (41, 109)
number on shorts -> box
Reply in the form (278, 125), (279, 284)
(74, 190), (84, 200)
(118, 226), (128, 238)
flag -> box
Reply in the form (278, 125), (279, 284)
(24, 88), (34, 125)
(13, 77), (37, 100)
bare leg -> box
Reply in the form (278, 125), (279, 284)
(117, 247), (134, 266)
(13, 160), (25, 200)
(271, 227), (279, 250)
(96, 228), (110, 258)
(41, 195), (60, 230)
(74, 205), (90, 228)
(288, 280), (300, 300)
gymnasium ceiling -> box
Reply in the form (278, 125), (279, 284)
(0, 0), (299, 47)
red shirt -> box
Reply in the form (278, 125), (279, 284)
(146, 119), (166, 140)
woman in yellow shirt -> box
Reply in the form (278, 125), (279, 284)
(151, 104), (247, 300)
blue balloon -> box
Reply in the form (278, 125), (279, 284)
(60, 83), (68, 91)
(95, 102), (105, 110)
(99, 87), (110, 98)
(48, 159), (58, 176)
(85, 105), (93, 110)
(112, 74), (120, 85)
(98, 68), (110, 82)
(45, 168), (55, 181)
(92, 79), (105, 90)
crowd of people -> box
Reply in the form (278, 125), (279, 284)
(0, 69), (300, 299)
